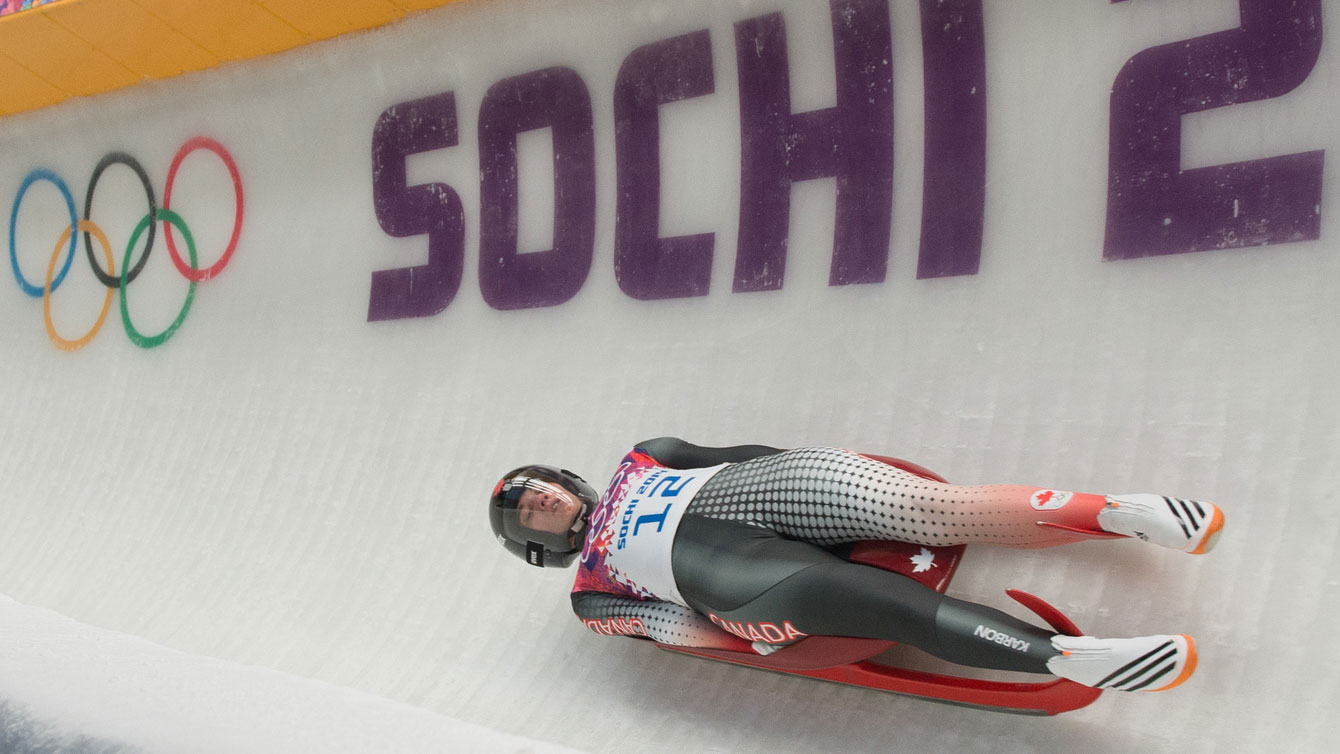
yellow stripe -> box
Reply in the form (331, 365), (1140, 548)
(0, 49), (68, 113)
(1, 9), (139, 97)
(0, 0), (462, 118)
(254, 0), (405, 40)
(47, 0), (221, 79)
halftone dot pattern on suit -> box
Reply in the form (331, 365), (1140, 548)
(573, 593), (729, 646)
(687, 447), (1055, 547)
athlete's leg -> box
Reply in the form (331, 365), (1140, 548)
(672, 515), (1058, 673)
(671, 514), (1197, 690)
(688, 447), (1223, 552)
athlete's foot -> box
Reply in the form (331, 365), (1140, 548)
(1047, 634), (1197, 692)
(1097, 494), (1224, 554)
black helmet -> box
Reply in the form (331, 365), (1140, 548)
(490, 465), (599, 568)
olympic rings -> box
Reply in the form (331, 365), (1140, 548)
(84, 152), (156, 289)
(10, 170), (76, 297)
(164, 136), (243, 282)
(121, 209), (196, 350)
(44, 220), (115, 352)
(8, 139), (243, 350)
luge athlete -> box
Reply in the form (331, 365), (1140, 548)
(489, 438), (1224, 692)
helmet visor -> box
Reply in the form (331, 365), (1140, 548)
(499, 474), (586, 551)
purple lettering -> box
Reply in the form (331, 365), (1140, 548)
(733, 0), (894, 292)
(917, 0), (986, 278)
(614, 30), (716, 300)
(478, 67), (596, 310)
(368, 92), (464, 321)
(1105, 0), (1323, 260)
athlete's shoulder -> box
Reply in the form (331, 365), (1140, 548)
(633, 437), (688, 461)
(633, 437), (785, 468)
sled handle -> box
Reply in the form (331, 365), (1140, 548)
(1006, 589), (1084, 637)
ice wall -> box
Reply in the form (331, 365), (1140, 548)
(1, 1), (1337, 752)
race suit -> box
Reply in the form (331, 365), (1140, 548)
(569, 438), (1113, 674)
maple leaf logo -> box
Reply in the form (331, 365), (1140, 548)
(1030, 489), (1073, 511)
(910, 548), (937, 573)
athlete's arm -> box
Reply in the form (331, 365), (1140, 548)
(635, 437), (784, 469)
(570, 591), (755, 652)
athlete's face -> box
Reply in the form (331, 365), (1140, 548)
(516, 483), (582, 536)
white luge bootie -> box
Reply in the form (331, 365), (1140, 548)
(1097, 494), (1224, 554)
(1047, 634), (1197, 692)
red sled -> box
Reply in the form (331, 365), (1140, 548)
(657, 455), (1103, 716)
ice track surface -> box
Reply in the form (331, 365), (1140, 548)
(1, 1), (1338, 752)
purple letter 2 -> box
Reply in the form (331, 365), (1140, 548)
(1105, 0), (1323, 260)
(369, 92), (464, 321)
(734, 0), (894, 291)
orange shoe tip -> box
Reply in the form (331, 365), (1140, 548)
(1152, 634), (1198, 691)
(1191, 507), (1225, 555)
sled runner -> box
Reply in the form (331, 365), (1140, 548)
(657, 455), (1103, 716)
